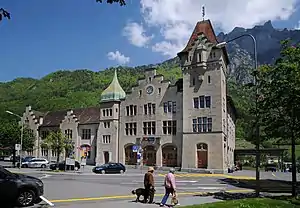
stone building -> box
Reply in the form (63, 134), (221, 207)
(21, 19), (236, 172)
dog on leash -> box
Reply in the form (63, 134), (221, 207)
(131, 188), (156, 202)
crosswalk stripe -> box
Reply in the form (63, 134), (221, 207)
(156, 173), (255, 180)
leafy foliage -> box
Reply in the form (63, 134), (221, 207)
(0, 122), (35, 151)
(42, 131), (74, 164)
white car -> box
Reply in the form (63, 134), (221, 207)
(27, 158), (49, 168)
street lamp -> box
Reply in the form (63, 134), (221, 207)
(5, 110), (23, 169)
(216, 34), (260, 196)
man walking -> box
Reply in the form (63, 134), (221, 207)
(144, 166), (155, 203)
(160, 168), (178, 207)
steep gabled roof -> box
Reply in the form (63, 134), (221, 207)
(73, 107), (100, 124)
(180, 20), (218, 53)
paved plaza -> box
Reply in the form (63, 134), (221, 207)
(5, 166), (298, 208)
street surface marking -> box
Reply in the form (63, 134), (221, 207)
(157, 173), (255, 180)
(271, 173), (277, 178)
(49, 189), (254, 203)
(39, 174), (51, 179)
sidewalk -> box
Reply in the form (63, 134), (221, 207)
(41, 196), (221, 208)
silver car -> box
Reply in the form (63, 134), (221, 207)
(27, 158), (49, 168)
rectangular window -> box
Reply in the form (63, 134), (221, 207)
(81, 129), (91, 140)
(205, 96), (211, 108)
(152, 104), (156, 114)
(193, 97), (199, 108)
(51, 149), (57, 157)
(162, 120), (177, 135)
(208, 118), (212, 132)
(139, 90), (142, 96)
(125, 122), (137, 136)
(144, 104), (147, 115)
(148, 103), (152, 115)
(126, 106), (129, 116)
(65, 129), (72, 139)
(102, 135), (111, 144)
(41, 148), (48, 157)
(143, 121), (156, 135)
(102, 109), (106, 117)
(126, 105), (137, 116)
(192, 119), (197, 132)
(167, 101), (172, 112)
(163, 102), (167, 113)
(109, 109), (112, 116)
(41, 131), (49, 139)
(202, 117), (207, 132)
(158, 88), (161, 95)
(192, 117), (212, 133)
(129, 105), (133, 116)
(208, 75), (211, 84)
(199, 96), (205, 108)
(172, 102), (176, 113)
(133, 105), (137, 115)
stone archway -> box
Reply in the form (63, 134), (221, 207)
(143, 145), (156, 166)
(162, 144), (177, 167)
(124, 144), (137, 165)
(197, 143), (208, 169)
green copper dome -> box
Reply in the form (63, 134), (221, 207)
(100, 70), (126, 102)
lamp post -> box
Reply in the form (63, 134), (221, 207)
(216, 34), (260, 196)
(5, 110), (24, 169)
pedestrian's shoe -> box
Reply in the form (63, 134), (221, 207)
(159, 203), (165, 207)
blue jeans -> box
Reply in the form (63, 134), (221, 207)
(161, 187), (174, 205)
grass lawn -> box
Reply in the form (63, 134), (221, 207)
(181, 198), (299, 208)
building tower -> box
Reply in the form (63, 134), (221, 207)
(178, 19), (231, 172)
(96, 70), (126, 165)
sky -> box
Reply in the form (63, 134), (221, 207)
(1, 0), (300, 82)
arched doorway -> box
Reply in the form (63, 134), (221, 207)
(162, 144), (177, 167)
(124, 144), (137, 165)
(197, 143), (208, 168)
(143, 145), (156, 166)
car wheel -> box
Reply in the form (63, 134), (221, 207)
(101, 170), (105, 174)
(120, 170), (124, 174)
(16, 189), (35, 207)
(23, 164), (28, 168)
(41, 164), (46, 168)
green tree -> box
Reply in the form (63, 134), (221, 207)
(0, 122), (35, 151)
(257, 41), (300, 196)
(42, 131), (74, 169)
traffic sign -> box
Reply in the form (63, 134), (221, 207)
(132, 145), (138, 152)
(15, 144), (21, 151)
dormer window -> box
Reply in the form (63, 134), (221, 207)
(197, 52), (201, 62)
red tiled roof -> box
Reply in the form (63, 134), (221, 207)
(180, 20), (218, 53)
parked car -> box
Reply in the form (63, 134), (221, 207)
(92, 162), (126, 174)
(265, 163), (277, 172)
(27, 158), (49, 168)
(0, 165), (44, 207)
(17, 156), (36, 168)
(50, 160), (80, 171)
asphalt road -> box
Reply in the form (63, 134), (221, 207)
(20, 171), (251, 208)
(5, 166), (300, 208)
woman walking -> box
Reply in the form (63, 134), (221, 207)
(160, 168), (179, 207)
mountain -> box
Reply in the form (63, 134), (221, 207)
(1, 21), (299, 148)
(217, 20), (300, 84)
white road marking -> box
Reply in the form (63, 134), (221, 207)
(39, 174), (51, 179)
(177, 180), (198, 183)
(121, 182), (139, 185)
(40, 196), (54, 206)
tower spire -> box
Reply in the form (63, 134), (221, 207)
(202, 5), (205, 21)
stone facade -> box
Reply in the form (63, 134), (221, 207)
(20, 19), (236, 172)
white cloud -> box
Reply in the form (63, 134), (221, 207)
(107, 50), (130, 65)
(123, 22), (154, 47)
(295, 20), (300, 30)
(136, 0), (298, 57)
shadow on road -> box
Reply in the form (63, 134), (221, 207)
(219, 178), (300, 193)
